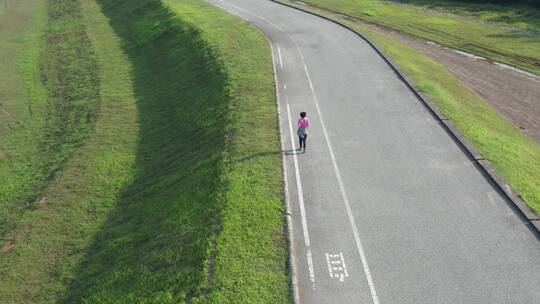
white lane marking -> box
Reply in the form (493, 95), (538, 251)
(271, 42), (301, 304)
(286, 103), (311, 248)
(307, 249), (316, 289)
(296, 45), (381, 304)
(301, 58), (315, 93)
(277, 45), (284, 69)
(283, 84), (287, 90)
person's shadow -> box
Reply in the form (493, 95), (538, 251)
(234, 149), (304, 163)
(283, 149), (305, 155)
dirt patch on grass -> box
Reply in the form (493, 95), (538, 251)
(0, 235), (16, 253)
(0, 243), (15, 253)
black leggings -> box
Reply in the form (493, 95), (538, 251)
(299, 135), (307, 148)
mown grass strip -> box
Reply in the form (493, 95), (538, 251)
(0, 0), (100, 246)
(40, 0), (101, 180)
(0, 0), (288, 302)
(0, 0), (49, 246)
(289, 0), (540, 75)
(275, 0), (540, 215)
(389, 0), (540, 33)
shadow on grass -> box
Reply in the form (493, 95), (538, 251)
(65, 0), (231, 302)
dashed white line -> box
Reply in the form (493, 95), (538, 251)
(296, 45), (381, 304)
(277, 45), (284, 69)
(307, 249), (316, 289)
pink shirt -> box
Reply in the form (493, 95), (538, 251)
(298, 118), (310, 129)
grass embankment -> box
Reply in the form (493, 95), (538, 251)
(391, 0), (540, 32)
(290, 0), (540, 75)
(0, 0), (288, 302)
(278, 1), (540, 214)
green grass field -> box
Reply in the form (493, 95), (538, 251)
(389, 0), (540, 35)
(291, 0), (540, 75)
(0, 0), (289, 302)
(390, 0), (540, 33)
(0, 0), (50, 247)
(278, 0), (540, 215)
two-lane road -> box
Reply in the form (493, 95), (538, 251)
(209, 0), (540, 302)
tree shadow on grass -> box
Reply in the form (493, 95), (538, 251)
(65, 0), (231, 302)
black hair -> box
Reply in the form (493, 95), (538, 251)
(300, 112), (307, 118)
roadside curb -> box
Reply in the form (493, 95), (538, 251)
(270, 0), (540, 235)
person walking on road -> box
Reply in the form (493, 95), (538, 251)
(297, 111), (310, 152)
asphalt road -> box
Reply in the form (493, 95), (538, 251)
(209, 0), (540, 303)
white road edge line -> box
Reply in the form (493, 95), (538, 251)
(296, 44), (381, 304)
(306, 249), (316, 289)
(272, 39), (301, 303)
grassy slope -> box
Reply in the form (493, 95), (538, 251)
(162, 1), (289, 302)
(0, 0), (288, 303)
(390, 0), (540, 33)
(277, 1), (540, 214)
(292, 0), (540, 75)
